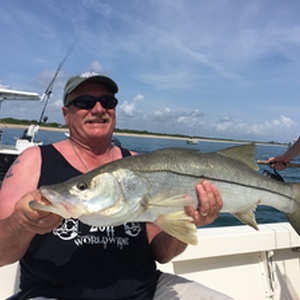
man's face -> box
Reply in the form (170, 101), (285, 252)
(63, 81), (117, 142)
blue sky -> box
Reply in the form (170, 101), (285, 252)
(1, 0), (300, 143)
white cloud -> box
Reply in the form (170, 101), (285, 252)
(119, 94), (145, 117)
(133, 94), (144, 101)
(119, 101), (136, 117)
(2, 1), (300, 142)
(211, 115), (297, 141)
(90, 61), (105, 73)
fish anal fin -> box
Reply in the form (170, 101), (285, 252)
(155, 211), (198, 245)
(218, 143), (259, 171)
(233, 204), (259, 230)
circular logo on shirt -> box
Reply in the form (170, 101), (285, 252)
(124, 222), (142, 237)
(53, 218), (79, 240)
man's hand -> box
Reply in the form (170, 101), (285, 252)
(186, 180), (223, 226)
(0, 190), (62, 266)
(12, 190), (62, 235)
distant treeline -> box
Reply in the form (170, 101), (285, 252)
(0, 117), (286, 145)
(0, 117), (187, 138)
(0, 117), (64, 128)
(113, 128), (187, 139)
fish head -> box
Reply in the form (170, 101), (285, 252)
(38, 172), (123, 218)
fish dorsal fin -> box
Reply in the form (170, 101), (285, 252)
(218, 143), (259, 171)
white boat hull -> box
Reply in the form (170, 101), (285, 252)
(1, 223), (300, 299)
(186, 138), (199, 145)
(0, 125), (42, 176)
(158, 222), (300, 300)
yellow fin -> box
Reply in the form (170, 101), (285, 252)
(155, 211), (198, 245)
(233, 204), (259, 230)
(218, 143), (259, 171)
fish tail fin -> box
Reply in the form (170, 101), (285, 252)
(155, 211), (198, 245)
(285, 183), (300, 236)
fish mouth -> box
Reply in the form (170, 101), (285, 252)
(39, 186), (82, 218)
(39, 187), (71, 212)
(39, 187), (61, 204)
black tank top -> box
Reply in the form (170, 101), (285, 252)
(18, 144), (160, 299)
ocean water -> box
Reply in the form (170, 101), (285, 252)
(1, 127), (300, 229)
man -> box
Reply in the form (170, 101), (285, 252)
(0, 72), (231, 299)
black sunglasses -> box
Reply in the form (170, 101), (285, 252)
(66, 95), (118, 110)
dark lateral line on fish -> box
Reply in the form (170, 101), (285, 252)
(146, 170), (295, 203)
(205, 177), (295, 202)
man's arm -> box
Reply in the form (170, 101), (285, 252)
(0, 192), (61, 266)
(0, 147), (61, 266)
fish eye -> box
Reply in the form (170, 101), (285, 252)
(76, 182), (88, 191)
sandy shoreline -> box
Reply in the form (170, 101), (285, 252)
(1, 123), (68, 132)
(1, 123), (287, 146)
(0, 123), (235, 143)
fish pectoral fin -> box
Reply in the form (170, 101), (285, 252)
(233, 204), (259, 230)
(146, 195), (194, 208)
(155, 212), (198, 245)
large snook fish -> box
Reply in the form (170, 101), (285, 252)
(30, 144), (300, 246)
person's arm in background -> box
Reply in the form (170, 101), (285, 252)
(268, 137), (300, 170)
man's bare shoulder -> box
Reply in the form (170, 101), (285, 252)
(0, 146), (42, 218)
(6, 146), (41, 176)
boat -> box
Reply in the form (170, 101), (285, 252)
(159, 222), (300, 299)
(1, 222), (299, 299)
(0, 86), (42, 176)
(157, 222), (300, 299)
(0, 124), (42, 175)
(0, 86), (40, 102)
(186, 137), (199, 145)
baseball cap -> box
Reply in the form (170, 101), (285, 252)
(63, 71), (119, 106)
